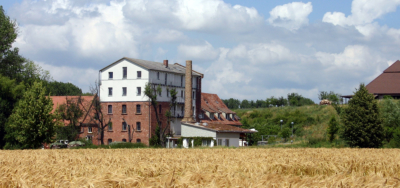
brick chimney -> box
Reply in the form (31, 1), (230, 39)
(181, 60), (195, 123)
(163, 60), (168, 68)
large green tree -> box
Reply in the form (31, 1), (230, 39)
(341, 84), (384, 148)
(0, 75), (25, 148)
(4, 82), (60, 149)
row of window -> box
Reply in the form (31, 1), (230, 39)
(83, 122), (142, 133)
(107, 122), (141, 131)
(108, 68), (141, 79)
(207, 113), (232, 121)
(107, 86), (195, 99)
(108, 87), (141, 96)
(108, 104), (142, 114)
(107, 138), (141, 144)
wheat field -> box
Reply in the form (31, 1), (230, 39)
(1, 148), (400, 187)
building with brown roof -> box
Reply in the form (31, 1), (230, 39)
(199, 93), (242, 126)
(342, 60), (400, 100)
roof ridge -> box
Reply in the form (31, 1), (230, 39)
(383, 60), (400, 73)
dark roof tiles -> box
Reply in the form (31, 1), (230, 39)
(100, 57), (203, 77)
(366, 60), (400, 94)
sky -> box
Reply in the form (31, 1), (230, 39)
(2, 0), (400, 102)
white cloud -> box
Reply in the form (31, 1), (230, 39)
(315, 45), (386, 70)
(268, 2), (312, 31)
(323, 0), (400, 36)
(123, 0), (263, 32)
(227, 43), (294, 64)
(177, 42), (220, 61)
(37, 62), (98, 92)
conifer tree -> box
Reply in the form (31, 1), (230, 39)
(341, 84), (384, 148)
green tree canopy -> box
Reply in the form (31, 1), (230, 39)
(45, 81), (83, 96)
(4, 82), (60, 149)
(341, 84), (384, 148)
(318, 91), (341, 104)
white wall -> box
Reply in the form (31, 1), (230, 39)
(99, 59), (200, 114)
(181, 124), (216, 138)
(216, 132), (241, 147)
(100, 59), (149, 102)
(170, 119), (182, 136)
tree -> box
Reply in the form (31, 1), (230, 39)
(45, 81), (83, 96)
(288, 93), (314, 106)
(380, 98), (400, 142)
(318, 91), (341, 104)
(222, 98), (240, 109)
(144, 83), (164, 147)
(327, 116), (339, 142)
(0, 75), (25, 148)
(241, 99), (250, 108)
(89, 81), (110, 145)
(4, 82), (60, 149)
(165, 88), (178, 137)
(341, 84), (384, 148)
(55, 96), (85, 141)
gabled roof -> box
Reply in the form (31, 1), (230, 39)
(182, 122), (256, 133)
(366, 60), (400, 94)
(100, 57), (203, 77)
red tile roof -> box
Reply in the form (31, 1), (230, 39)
(50, 96), (96, 125)
(200, 93), (242, 126)
(201, 93), (235, 114)
(183, 122), (256, 133)
(366, 60), (400, 94)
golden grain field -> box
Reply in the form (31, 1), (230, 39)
(1, 148), (400, 187)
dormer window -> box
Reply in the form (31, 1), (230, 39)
(210, 113), (214, 120)
(218, 113), (222, 120)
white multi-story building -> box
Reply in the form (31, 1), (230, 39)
(97, 57), (203, 145)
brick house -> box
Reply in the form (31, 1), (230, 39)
(96, 57), (203, 145)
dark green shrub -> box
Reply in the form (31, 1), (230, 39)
(327, 116), (339, 142)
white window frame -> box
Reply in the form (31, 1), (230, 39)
(137, 87), (141, 96)
(88, 126), (92, 133)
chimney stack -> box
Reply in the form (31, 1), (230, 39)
(163, 60), (168, 68)
(182, 60), (195, 123)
